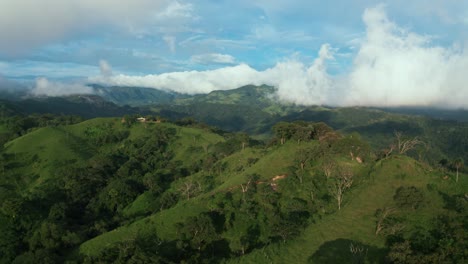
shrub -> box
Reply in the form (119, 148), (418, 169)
(393, 186), (424, 210)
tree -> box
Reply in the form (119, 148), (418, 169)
(393, 186), (424, 210)
(122, 114), (137, 127)
(328, 165), (354, 210)
(237, 132), (250, 151)
(331, 133), (370, 162)
(178, 180), (202, 200)
(374, 207), (402, 236)
(291, 121), (314, 143)
(322, 156), (336, 178)
(177, 214), (217, 251)
(394, 131), (425, 155)
(273, 122), (293, 145)
(451, 158), (464, 183)
(438, 158), (449, 172)
(295, 147), (314, 172)
(142, 173), (162, 194)
(386, 240), (413, 264)
(375, 207), (393, 236)
(312, 122), (334, 141)
(225, 212), (258, 255)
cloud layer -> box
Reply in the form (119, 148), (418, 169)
(32, 78), (93, 96)
(190, 53), (237, 65)
(0, 0), (167, 55)
(33, 5), (465, 109)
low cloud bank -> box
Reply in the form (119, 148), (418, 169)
(32, 78), (93, 97)
(90, 5), (468, 109)
(89, 45), (334, 105)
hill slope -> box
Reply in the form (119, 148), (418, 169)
(0, 117), (466, 264)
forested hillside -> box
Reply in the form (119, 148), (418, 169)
(0, 116), (466, 263)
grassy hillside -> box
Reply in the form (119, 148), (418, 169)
(3, 126), (93, 191)
(235, 156), (462, 263)
(0, 117), (466, 263)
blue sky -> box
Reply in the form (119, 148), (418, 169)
(1, 1), (468, 107)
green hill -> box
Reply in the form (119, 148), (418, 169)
(0, 117), (466, 263)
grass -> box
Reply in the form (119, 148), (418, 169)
(80, 197), (208, 256)
(3, 126), (93, 190)
(227, 156), (466, 263)
(3, 117), (465, 262)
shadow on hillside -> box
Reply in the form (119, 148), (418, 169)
(345, 121), (423, 136)
(439, 191), (467, 213)
(307, 239), (386, 264)
(280, 109), (338, 127)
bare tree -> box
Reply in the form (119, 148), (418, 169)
(328, 165), (353, 210)
(240, 178), (253, 202)
(380, 144), (395, 160)
(394, 131), (425, 154)
(322, 158), (336, 178)
(375, 207), (396, 235)
(178, 180), (202, 200)
(374, 207), (406, 236)
(240, 179), (252, 193)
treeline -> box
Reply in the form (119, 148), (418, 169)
(0, 103), (84, 145)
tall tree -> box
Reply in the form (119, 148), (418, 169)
(452, 158), (464, 183)
(328, 165), (354, 210)
(273, 122), (293, 145)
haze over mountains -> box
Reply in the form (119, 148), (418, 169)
(1, 4), (468, 109)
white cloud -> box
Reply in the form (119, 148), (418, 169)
(190, 53), (236, 64)
(0, 0), (168, 55)
(32, 77), (93, 96)
(154, 1), (195, 21)
(90, 5), (468, 109)
(261, 44), (334, 105)
(90, 44), (334, 105)
(90, 64), (259, 94)
(343, 5), (468, 108)
(99, 60), (113, 77)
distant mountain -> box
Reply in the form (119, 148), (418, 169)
(3, 94), (149, 118)
(91, 85), (189, 106)
(151, 85), (304, 133)
(175, 84), (276, 106)
(93, 84), (468, 123)
(1, 84), (468, 164)
(378, 106), (468, 122)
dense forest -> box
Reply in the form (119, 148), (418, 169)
(0, 106), (466, 263)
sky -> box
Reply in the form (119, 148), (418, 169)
(0, 0), (468, 108)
